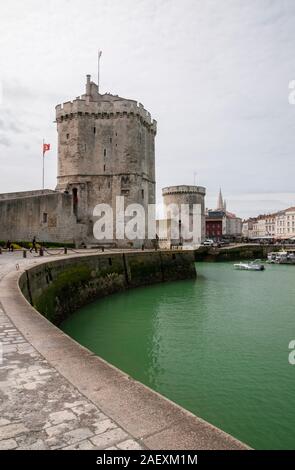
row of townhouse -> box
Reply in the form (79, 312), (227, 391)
(242, 207), (295, 239)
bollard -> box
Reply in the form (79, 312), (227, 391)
(39, 247), (44, 257)
(23, 250), (27, 258)
(64, 247), (67, 255)
(141, 244), (145, 251)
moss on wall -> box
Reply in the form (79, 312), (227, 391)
(20, 251), (196, 326)
(33, 263), (126, 325)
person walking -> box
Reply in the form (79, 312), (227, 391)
(30, 236), (37, 253)
(6, 240), (12, 252)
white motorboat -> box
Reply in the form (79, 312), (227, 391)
(234, 259), (265, 271)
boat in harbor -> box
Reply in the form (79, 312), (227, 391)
(267, 251), (295, 264)
(234, 259), (265, 271)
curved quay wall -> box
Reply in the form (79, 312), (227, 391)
(19, 251), (196, 325)
(1, 250), (249, 450)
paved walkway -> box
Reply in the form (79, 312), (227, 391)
(0, 251), (143, 450)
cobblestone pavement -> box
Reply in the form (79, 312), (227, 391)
(0, 251), (144, 450)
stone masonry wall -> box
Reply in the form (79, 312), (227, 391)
(0, 192), (87, 244)
(19, 251), (196, 325)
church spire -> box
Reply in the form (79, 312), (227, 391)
(217, 188), (224, 211)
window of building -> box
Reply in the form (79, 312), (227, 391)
(93, 127), (96, 134)
(104, 149), (107, 157)
(66, 134), (69, 139)
(43, 213), (48, 223)
(103, 164), (106, 172)
(110, 137), (112, 143)
(72, 188), (78, 217)
(141, 189), (144, 199)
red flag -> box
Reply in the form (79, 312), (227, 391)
(43, 143), (50, 154)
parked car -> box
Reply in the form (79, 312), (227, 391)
(203, 239), (214, 246)
(217, 239), (230, 246)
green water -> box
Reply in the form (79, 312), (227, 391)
(61, 262), (295, 449)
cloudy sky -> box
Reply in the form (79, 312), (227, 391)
(0, 0), (295, 218)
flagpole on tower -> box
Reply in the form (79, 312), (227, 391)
(98, 50), (102, 93)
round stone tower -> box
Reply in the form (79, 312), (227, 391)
(162, 185), (206, 245)
(55, 75), (157, 246)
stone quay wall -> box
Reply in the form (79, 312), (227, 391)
(19, 250), (196, 325)
(194, 244), (281, 262)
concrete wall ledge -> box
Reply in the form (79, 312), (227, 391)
(0, 252), (249, 450)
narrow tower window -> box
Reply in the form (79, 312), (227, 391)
(93, 127), (96, 134)
(72, 188), (78, 217)
(104, 149), (107, 157)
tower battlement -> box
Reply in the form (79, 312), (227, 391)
(56, 76), (157, 133)
(162, 185), (206, 196)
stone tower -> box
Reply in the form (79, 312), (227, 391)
(162, 185), (206, 245)
(55, 75), (157, 246)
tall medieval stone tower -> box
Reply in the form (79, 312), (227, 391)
(55, 75), (157, 246)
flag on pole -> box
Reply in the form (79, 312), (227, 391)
(43, 143), (50, 155)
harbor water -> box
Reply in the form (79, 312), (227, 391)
(61, 262), (295, 449)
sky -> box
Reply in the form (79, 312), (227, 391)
(0, 0), (295, 219)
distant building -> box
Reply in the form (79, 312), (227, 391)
(205, 210), (224, 240)
(206, 189), (242, 240)
(252, 216), (267, 238)
(265, 214), (276, 237)
(285, 207), (295, 237)
(242, 206), (295, 240)
(242, 218), (256, 238)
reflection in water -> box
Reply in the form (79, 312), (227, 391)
(61, 263), (295, 449)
